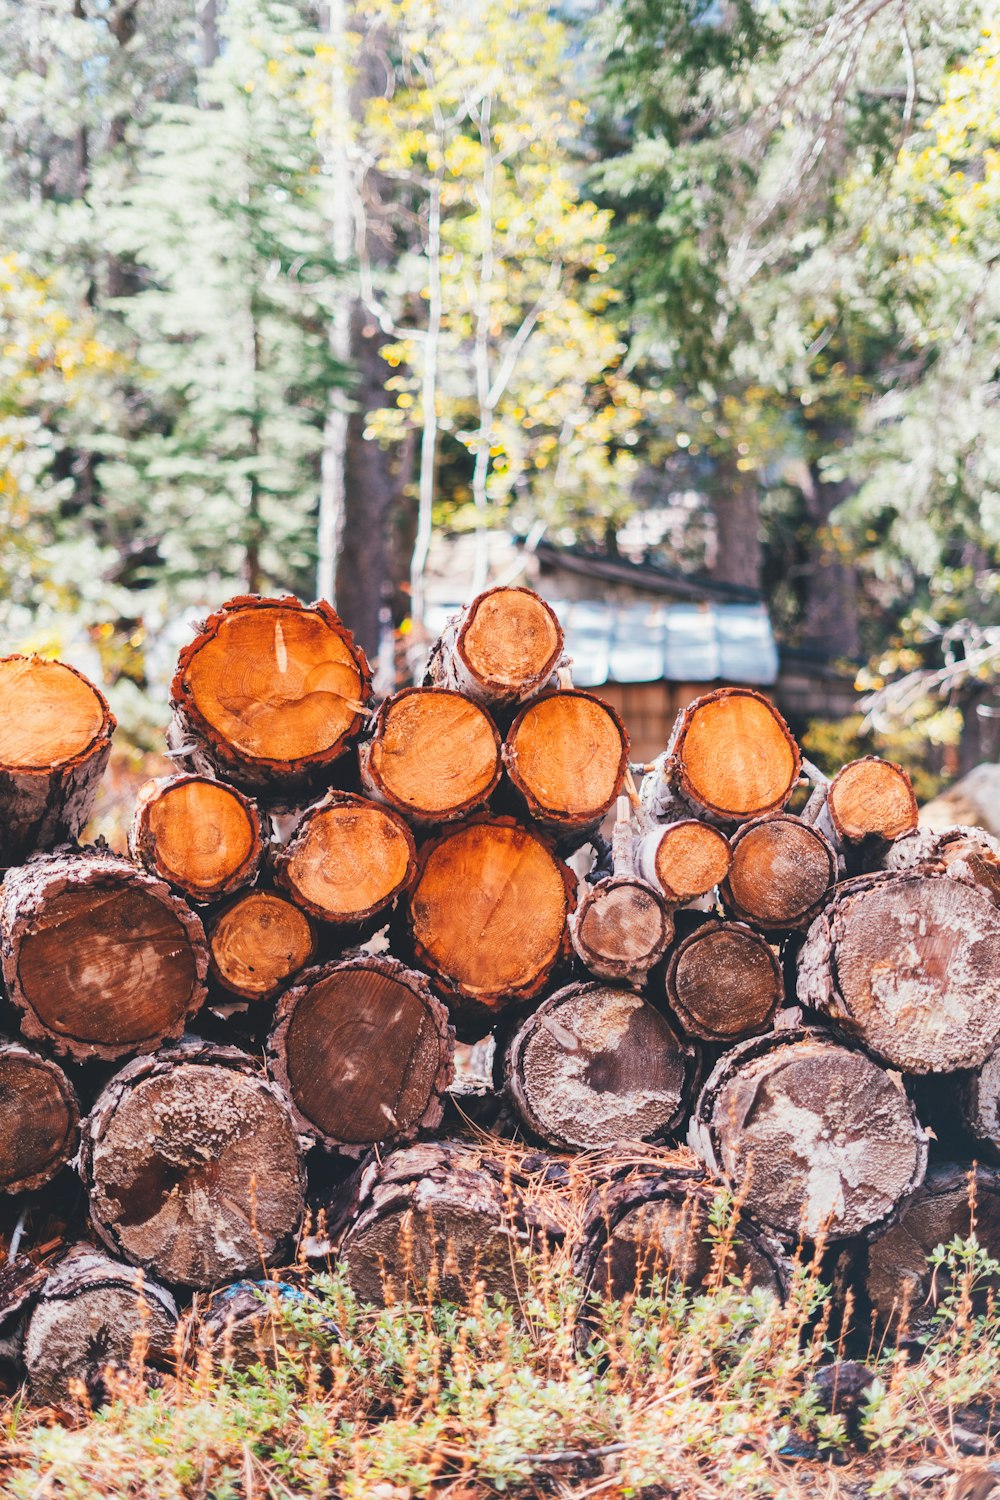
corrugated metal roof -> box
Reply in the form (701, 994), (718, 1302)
(424, 598), (778, 688)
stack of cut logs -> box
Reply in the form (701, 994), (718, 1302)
(2, 587), (1000, 1401)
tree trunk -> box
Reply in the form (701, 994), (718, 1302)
(634, 819), (732, 904)
(569, 877), (673, 989)
(503, 691), (629, 836)
(358, 687), (502, 826)
(24, 1245), (178, 1405)
(800, 416), (860, 660)
(0, 849), (208, 1062)
(798, 870), (1000, 1073)
(273, 791), (417, 928)
(0, 1042), (79, 1194)
(710, 450), (762, 591)
(206, 889), (318, 1002)
(689, 1029), (928, 1243)
(827, 757), (918, 845)
(195, 0), (221, 71)
(504, 981), (697, 1152)
(0, 655), (115, 867)
(720, 814), (835, 932)
(82, 1040), (306, 1289)
(129, 774), (265, 903)
(169, 595), (372, 799)
(664, 918), (783, 1042)
(425, 587), (564, 708)
(268, 955), (454, 1155)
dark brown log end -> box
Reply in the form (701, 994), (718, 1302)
(273, 791), (417, 926)
(665, 919), (783, 1042)
(570, 877), (674, 987)
(798, 870), (1000, 1073)
(207, 890), (317, 1001)
(130, 774), (264, 902)
(690, 1029), (928, 1242)
(359, 686), (501, 825)
(829, 757), (918, 844)
(0, 1042), (79, 1193)
(82, 1041), (306, 1288)
(1, 851), (209, 1062)
(503, 690), (629, 833)
(721, 814), (836, 932)
(505, 981), (697, 1151)
(268, 955), (454, 1153)
(641, 819), (732, 903)
(672, 687), (801, 822)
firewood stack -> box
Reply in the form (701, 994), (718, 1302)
(1, 583), (1000, 1399)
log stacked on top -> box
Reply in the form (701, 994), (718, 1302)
(1, 579), (999, 1401)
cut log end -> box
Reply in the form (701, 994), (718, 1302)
(208, 890), (317, 1000)
(361, 687), (501, 824)
(269, 956), (454, 1152)
(646, 819), (731, 903)
(274, 792), (416, 926)
(829, 757), (918, 844)
(407, 818), (573, 1023)
(673, 687), (801, 822)
(665, 920), (782, 1042)
(504, 690), (628, 831)
(83, 1043), (306, 1288)
(0, 1044), (79, 1193)
(131, 775), (263, 901)
(721, 814), (835, 931)
(506, 981), (697, 1151)
(570, 877), (673, 987)
(456, 587), (563, 701)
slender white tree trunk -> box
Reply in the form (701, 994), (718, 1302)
(409, 173), (443, 637)
(471, 95), (496, 596)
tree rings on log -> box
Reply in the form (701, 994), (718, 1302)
(426, 587), (564, 707)
(82, 1041), (306, 1288)
(504, 982), (697, 1151)
(575, 1168), (790, 1301)
(664, 919), (782, 1042)
(338, 1142), (525, 1306)
(207, 890), (317, 1001)
(24, 1245), (178, 1405)
(828, 757), (918, 844)
(273, 791), (416, 927)
(798, 870), (1000, 1073)
(0, 1042), (79, 1193)
(720, 814), (835, 932)
(358, 686), (501, 826)
(0, 850), (209, 1062)
(0, 654), (115, 866)
(569, 877), (673, 988)
(669, 687), (801, 823)
(862, 1162), (1000, 1333)
(636, 819), (732, 904)
(689, 1029), (928, 1242)
(268, 955), (454, 1153)
(503, 690), (629, 834)
(170, 595), (371, 795)
(130, 774), (264, 902)
(405, 817), (574, 1029)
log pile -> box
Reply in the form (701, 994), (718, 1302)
(1, 581), (999, 1401)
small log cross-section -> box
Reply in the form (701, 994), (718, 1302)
(0, 655), (115, 866)
(570, 877), (674, 989)
(641, 687), (801, 825)
(170, 594), (372, 797)
(273, 791), (417, 928)
(664, 919), (783, 1042)
(503, 690), (629, 835)
(425, 586), (564, 707)
(575, 1167), (791, 1302)
(130, 774), (265, 903)
(798, 870), (1000, 1073)
(689, 1029), (929, 1243)
(207, 890), (317, 1001)
(24, 1245), (178, 1405)
(505, 982), (697, 1152)
(268, 955), (454, 1154)
(82, 1041), (306, 1289)
(0, 1041), (79, 1193)
(635, 819), (732, 904)
(338, 1142), (526, 1307)
(1, 850), (209, 1062)
(358, 686), (501, 826)
(405, 817), (575, 1031)
(828, 757), (918, 845)
(721, 814), (836, 932)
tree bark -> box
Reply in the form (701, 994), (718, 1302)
(569, 877), (674, 989)
(425, 587), (564, 708)
(720, 813), (835, 932)
(129, 774), (265, 903)
(358, 687), (502, 827)
(664, 918), (783, 1042)
(206, 889), (318, 1002)
(881, 823), (1000, 905)
(503, 690), (629, 836)
(273, 791), (417, 928)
